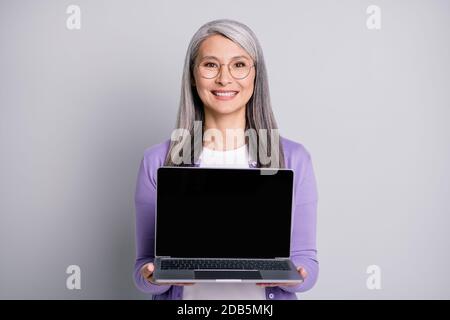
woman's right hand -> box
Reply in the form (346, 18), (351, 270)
(141, 263), (195, 286)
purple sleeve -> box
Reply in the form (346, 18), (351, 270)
(280, 151), (319, 293)
(133, 155), (172, 295)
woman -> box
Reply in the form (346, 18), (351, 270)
(134, 19), (319, 300)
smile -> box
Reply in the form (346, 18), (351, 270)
(211, 90), (239, 101)
(211, 90), (239, 97)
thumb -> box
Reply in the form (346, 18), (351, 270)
(141, 263), (154, 279)
(298, 267), (308, 279)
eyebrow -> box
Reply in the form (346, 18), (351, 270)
(200, 55), (250, 61)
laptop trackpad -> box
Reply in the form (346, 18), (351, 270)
(195, 271), (262, 280)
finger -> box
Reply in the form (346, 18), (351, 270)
(142, 264), (153, 276)
(165, 283), (194, 286)
(256, 283), (277, 287)
(141, 265), (151, 279)
(279, 283), (298, 287)
(299, 267), (308, 279)
(258, 282), (299, 287)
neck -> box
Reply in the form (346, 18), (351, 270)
(203, 107), (246, 151)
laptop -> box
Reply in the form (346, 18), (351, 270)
(153, 166), (303, 284)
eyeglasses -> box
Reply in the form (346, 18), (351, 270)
(196, 57), (255, 80)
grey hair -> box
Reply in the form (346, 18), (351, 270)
(164, 18), (285, 168)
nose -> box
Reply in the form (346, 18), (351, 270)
(216, 64), (233, 85)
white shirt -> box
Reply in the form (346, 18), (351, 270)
(183, 144), (266, 300)
(198, 143), (250, 168)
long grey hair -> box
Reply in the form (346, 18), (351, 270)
(163, 19), (285, 168)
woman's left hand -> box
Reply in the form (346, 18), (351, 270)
(256, 266), (307, 287)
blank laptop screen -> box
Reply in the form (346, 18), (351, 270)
(156, 167), (294, 259)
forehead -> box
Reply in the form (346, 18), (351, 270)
(197, 34), (252, 61)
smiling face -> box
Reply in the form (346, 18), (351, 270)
(192, 34), (256, 117)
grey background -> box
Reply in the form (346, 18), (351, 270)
(0, 0), (449, 299)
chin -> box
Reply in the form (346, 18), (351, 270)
(209, 105), (243, 115)
(207, 100), (246, 113)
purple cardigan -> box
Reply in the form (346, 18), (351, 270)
(133, 136), (319, 300)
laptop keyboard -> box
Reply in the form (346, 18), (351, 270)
(160, 259), (290, 271)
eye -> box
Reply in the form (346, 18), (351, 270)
(204, 62), (218, 68)
(234, 61), (247, 68)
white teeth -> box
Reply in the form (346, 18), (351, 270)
(213, 91), (237, 96)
